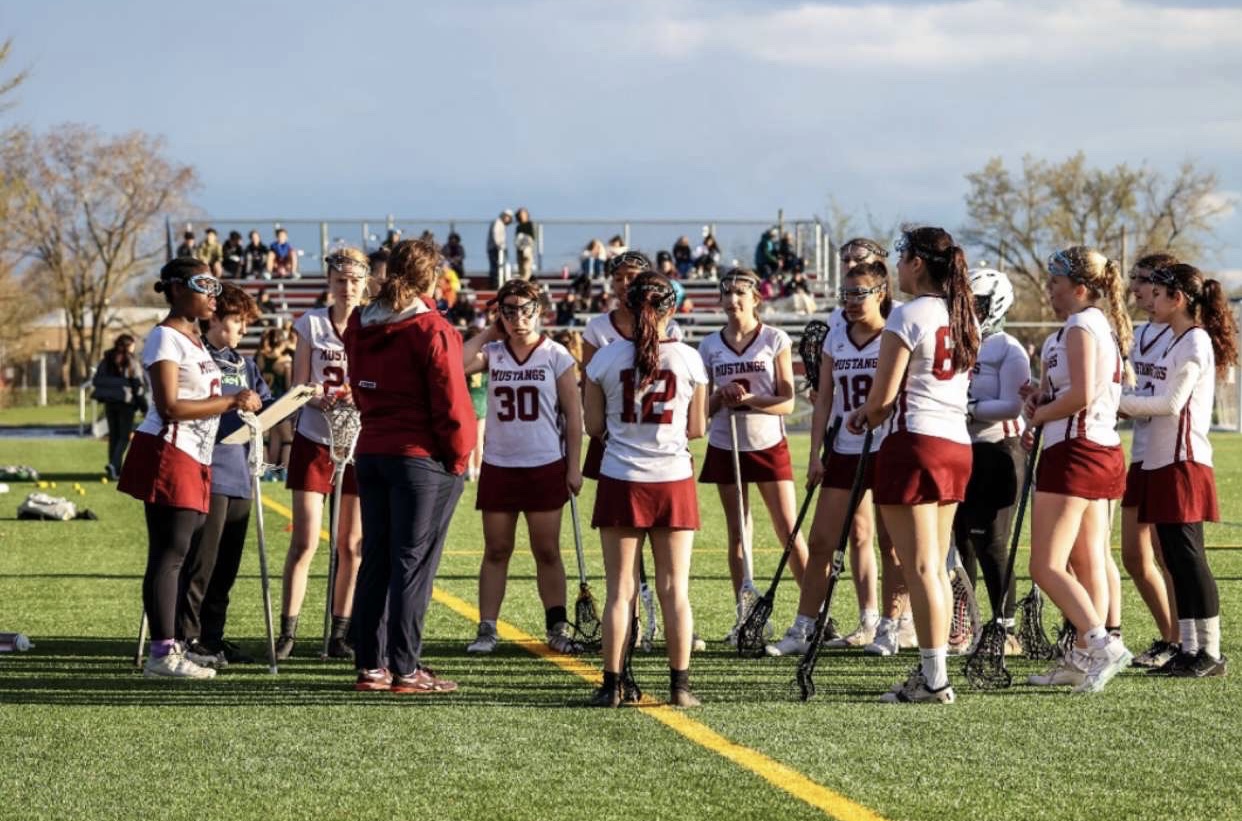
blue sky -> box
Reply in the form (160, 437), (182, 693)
(5, 0), (1241, 276)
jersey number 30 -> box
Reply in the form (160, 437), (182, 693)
(495, 385), (539, 421)
(620, 368), (675, 424)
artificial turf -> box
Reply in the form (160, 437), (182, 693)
(0, 435), (1240, 821)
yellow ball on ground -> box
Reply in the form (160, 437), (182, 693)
(100, 477), (109, 484)
(49, 482), (56, 488)
(37, 481), (47, 488)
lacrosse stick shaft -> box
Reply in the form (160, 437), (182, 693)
(134, 611), (148, 667)
(997, 428), (1041, 618)
(569, 493), (588, 587)
(322, 471), (343, 658)
(761, 416), (838, 595)
(252, 475), (279, 674)
(728, 411), (755, 590)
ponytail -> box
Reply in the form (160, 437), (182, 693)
(943, 246), (979, 372)
(1101, 258), (1134, 383)
(626, 272), (677, 389)
(1199, 278), (1239, 376)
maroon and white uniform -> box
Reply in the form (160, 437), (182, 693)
(287, 307), (357, 495)
(1120, 327), (1218, 524)
(117, 326), (221, 513)
(697, 325), (794, 483)
(821, 321), (886, 490)
(476, 337), (577, 512)
(1121, 321), (1172, 508)
(1035, 307), (1125, 499)
(872, 296), (972, 505)
(585, 339), (707, 529)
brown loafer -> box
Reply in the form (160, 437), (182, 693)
(391, 667), (458, 694)
(354, 668), (393, 692)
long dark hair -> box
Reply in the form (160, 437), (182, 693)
(625, 271), (677, 389)
(898, 227), (978, 371)
(1153, 263), (1239, 376)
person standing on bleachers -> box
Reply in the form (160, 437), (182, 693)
(487, 209), (514, 287)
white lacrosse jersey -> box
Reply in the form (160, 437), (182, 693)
(481, 336), (577, 468)
(968, 331), (1029, 444)
(698, 324), (791, 451)
(585, 340), (708, 482)
(823, 321), (886, 455)
(582, 310), (682, 350)
(1137, 328), (1215, 470)
(1039, 307), (1123, 450)
(1128, 322), (1172, 464)
(883, 296), (971, 444)
(293, 307), (348, 446)
(136, 326), (222, 465)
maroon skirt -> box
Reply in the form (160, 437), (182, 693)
(1120, 461), (1145, 509)
(477, 459), (570, 513)
(582, 436), (606, 481)
(286, 432), (358, 496)
(698, 440), (794, 484)
(1035, 439), (1124, 500)
(821, 448), (876, 491)
(1138, 461), (1219, 525)
(872, 431), (971, 506)
(117, 431), (212, 513)
(592, 475), (700, 530)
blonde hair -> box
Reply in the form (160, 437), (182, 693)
(1054, 245), (1134, 383)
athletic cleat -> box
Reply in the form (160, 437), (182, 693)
(1028, 649), (1087, 686)
(354, 668), (393, 692)
(326, 636), (354, 660)
(274, 634), (296, 660)
(546, 622), (583, 655)
(1169, 650), (1228, 678)
(826, 619), (876, 649)
(896, 615), (918, 649)
(144, 645), (217, 680)
(1074, 639), (1133, 693)
(765, 621), (813, 657)
(587, 685), (622, 708)
(391, 666), (457, 694)
(880, 671), (955, 704)
(466, 622), (499, 654)
(669, 688), (701, 708)
(888, 664), (923, 693)
(208, 639), (254, 665)
(691, 633), (707, 653)
(865, 623), (900, 657)
(184, 638), (224, 668)
(1147, 649), (1197, 676)
(1131, 639), (1178, 669)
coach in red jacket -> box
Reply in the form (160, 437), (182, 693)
(344, 239), (476, 694)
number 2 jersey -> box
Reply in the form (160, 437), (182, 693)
(584, 340), (708, 482)
(134, 326), (222, 465)
(1039, 306), (1122, 450)
(883, 295), (971, 445)
(1134, 327), (1215, 470)
(481, 336), (577, 468)
(1128, 321), (1172, 464)
(697, 324), (791, 452)
(292, 307), (348, 446)
(823, 321), (887, 455)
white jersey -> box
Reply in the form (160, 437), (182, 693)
(698, 324), (791, 451)
(1139, 328), (1215, 470)
(293, 307), (348, 446)
(823, 321), (887, 455)
(1128, 322), (1173, 464)
(883, 296), (971, 444)
(1039, 307), (1122, 450)
(968, 332), (1029, 444)
(585, 340), (708, 482)
(481, 337), (576, 468)
(135, 326), (222, 465)
(582, 311), (683, 350)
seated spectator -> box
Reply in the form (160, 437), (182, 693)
(672, 236), (694, 277)
(437, 270), (459, 311)
(196, 227), (224, 276)
(588, 291), (608, 313)
(556, 292), (576, 327)
(606, 234), (627, 258)
(255, 287), (278, 325)
(244, 230), (272, 279)
(551, 329), (583, 381)
(754, 227), (780, 279)
(381, 228), (402, 251)
(176, 230), (196, 259)
(419, 229), (436, 245)
(580, 239), (607, 279)
(656, 250), (678, 279)
(448, 291), (479, 328)
(778, 231), (804, 274)
(221, 231), (245, 279)
(442, 232), (466, 277)
(694, 234), (721, 279)
(313, 289), (330, 309)
(270, 227), (298, 279)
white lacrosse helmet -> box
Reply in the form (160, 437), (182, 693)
(968, 268), (1014, 335)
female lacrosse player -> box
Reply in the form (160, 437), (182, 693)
(697, 268), (805, 643)
(950, 268), (1028, 654)
(345, 239), (475, 694)
(276, 248), (368, 659)
(1120, 262), (1236, 678)
(1023, 246), (1133, 693)
(847, 227), (979, 704)
(768, 261), (899, 656)
(118, 257), (261, 679)
(461, 279), (584, 655)
(585, 271), (708, 707)
(1121, 253), (1180, 668)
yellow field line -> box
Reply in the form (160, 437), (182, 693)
(261, 495), (888, 821)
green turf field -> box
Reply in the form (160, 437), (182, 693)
(1, 435), (1240, 821)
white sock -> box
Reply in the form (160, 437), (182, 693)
(1179, 619), (1199, 655)
(1197, 617), (1221, 660)
(793, 613), (815, 630)
(920, 646), (949, 690)
(861, 609), (879, 626)
(1084, 625), (1110, 649)
(875, 616), (894, 633)
(1002, 617), (1016, 630)
(898, 610), (913, 624)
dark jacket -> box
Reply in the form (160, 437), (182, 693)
(207, 344), (274, 498)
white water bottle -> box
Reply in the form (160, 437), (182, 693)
(0, 632), (33, 652)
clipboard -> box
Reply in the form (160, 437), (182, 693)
(220, 384), (319, 445)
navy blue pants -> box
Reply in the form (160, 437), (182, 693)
(354, 454), (464, 676)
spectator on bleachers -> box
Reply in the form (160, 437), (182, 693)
(381, 228), (402, 251)
(222, 231), (245, 279)
(589, 291), (608, 313)
(754, 227), (780, 279)
(606, 234), (627, 258)
(270, 227), (298, 279)
(778, 231), (804, 274)
(447, 291), (478, 328)
(551, 328), (583, 382)
(672, 236), (694, 277)
(556, 291), (577, 327)
(581, 239), (607, 279)
(694, 234), (721, 279)
(657, 250), (678, 279)
(487, 209), (514, 286)
(784, 269), (816, 314)
(438, 268), (460, 311)
(515, 207), (536, 281)
(313, 289), (330, 309)
(196, 228), (224, 276)
(419, 229), (436, 245)
(255, 287), (278, 326)
(442, 232), (466, 277)
(367, 247), (390, 299)
(244, 230), (272, 279)
(176, 230), (196, 259)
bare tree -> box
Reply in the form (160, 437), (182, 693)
(0, 124), (198, 381)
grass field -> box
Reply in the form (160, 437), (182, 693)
(1, 434), (1240, 821)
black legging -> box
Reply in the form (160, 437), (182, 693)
(1155, 522), (1220, 620)
(143, 503), (206, 641)
(953, 437), (1025, 620)
(105, 402), (136, 474)
(178, 494), (252, 642)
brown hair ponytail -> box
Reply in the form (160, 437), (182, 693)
(625, 272), (676, 388)
(898, 227), (978, 371)
(1200, 278), (1239, 375)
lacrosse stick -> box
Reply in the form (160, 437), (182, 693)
(963, 427), (1040, 689)
(728, 411), (760, 640)
(798, 320), (830, 394)
(621, 608), (642, 703)
(1016, 586), (1055, 660)
(134, 611), (148, 668)
(240, 410), (280, 674)
(321, 400), (361, 660)
(639, 554), (658, 652)
(797, 426), (873, 701)
(947, 541), (982, 654)
(1054, 618), (1078, 659)
(737, 418), (841, 657)
(569, 493), (600, 646)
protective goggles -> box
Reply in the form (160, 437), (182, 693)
(498, 300), (541, 321)
(840, 240), (887, 262)
(325, 254), (370, 280)
(837, 285), (884, 304)
(1046, 250), (1082, 281)
(719, 275), (759, 296)
(606, 252), (652, 276)
(1148, 267), (1179, 289)
(1128, 272), (1153, 285)
(172, 274), (222, 297)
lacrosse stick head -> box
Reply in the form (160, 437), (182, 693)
(325, 401), (362, 468)
(573, 584), (602, 647)
(798, 320), (830, 392)
(795, 658), (817, 701)
(949, 570), (981, 653)
(962, 622), (1013, 690)
(1016, 587), (1056, 660)
(736, 596), (773, 658)
(1054, 619), (1078, 659)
